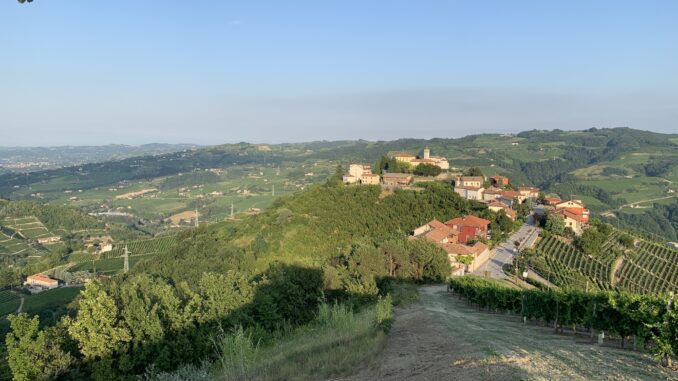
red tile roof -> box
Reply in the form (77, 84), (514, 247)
(501, 190), (522, 199)
(440, 242), (488, 257)
(27, 273), (58, 284)
(446, 215), (491, 228)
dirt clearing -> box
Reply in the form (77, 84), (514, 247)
(338, 285), (675, 381)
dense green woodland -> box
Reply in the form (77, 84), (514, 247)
(8, 182), (523, 379)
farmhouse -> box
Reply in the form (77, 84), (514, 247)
(393, 147), (449, 170)
(24, 273), (59, 290)
(454, 185), (484, 201)
(37, 236), (61, 245)
(490, 175), (509, 187)
(445, 215), (491, 244)
(555, 200), (590, 224)
(343, 164), (380, 185)
(554, 208), (586, 235)
(382, 173), (413, 187)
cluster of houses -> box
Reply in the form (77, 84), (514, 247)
(343, 147), (448, 186)
(393, 147), (450, 170)
(537, 198), (590, 235)
(411, 216), (492, 276)
(453, 175), (539, 222)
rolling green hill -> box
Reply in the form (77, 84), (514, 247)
(1, 128), (676, 239)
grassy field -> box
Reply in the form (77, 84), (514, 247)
(148, 302), (388, 381)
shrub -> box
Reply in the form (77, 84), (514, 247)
(374, 295), (394, 331)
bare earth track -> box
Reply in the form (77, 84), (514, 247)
(338, 285), (675, 381)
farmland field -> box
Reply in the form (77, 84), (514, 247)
(69, 235), (178, 274)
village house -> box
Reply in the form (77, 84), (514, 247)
(442, 242), (490, 275)
(412, 219), (457, 244)
(455, 176), (484, 188)
(382, 172), (413, 187)
(24, 273), (59, 291)
(554, 208), (586, 235)
(411, 220), (488, 275)
(490, 175), (509, 187)
(543, 197), (562, 206)
(555, 200), (590, 224)
(454, 185), (485, 201)
(445, 215), (491, 244)
(501, 190), (526, 203)
(487, 201), (517, 221)
(482, 187), (505, 202)
(518, 186), (540, 199)
(343, 164), (380, 185)
(394, 147), (449, 170)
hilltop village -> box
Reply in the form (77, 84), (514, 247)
(343, 147), (591, 275)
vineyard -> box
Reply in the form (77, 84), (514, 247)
(530, 230), (678, 295)
(69, 235), (178, 274)
(617, 239), (678, 294)
(0, 291), (20, 316)
(449, 276), (678, 366)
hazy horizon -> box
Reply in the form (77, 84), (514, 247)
(2, 1), (677, 146)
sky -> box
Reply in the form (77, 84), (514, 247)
(1, 1), (677, 146)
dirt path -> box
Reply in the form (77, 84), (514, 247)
(16, 294), (24, 313)
(339, 286), (675, 381)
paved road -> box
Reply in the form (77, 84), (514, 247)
(473, 224), (540, 279)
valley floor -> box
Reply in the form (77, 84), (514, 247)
(338, 285), (674, 381)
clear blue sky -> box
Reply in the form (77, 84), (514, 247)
(1, 1), (677, 146)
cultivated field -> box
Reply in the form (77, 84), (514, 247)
(531, 231), (678, 295)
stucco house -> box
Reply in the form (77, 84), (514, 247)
(454, 185), (485, 201)
(24, 273), (59, 290)
(382, 172), (413, 186)
(456, 176), (484, 188)
(445, 215), (491, 244)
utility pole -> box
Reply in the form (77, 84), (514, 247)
(123, 246), (129, 274)
(195, 209), (199, 227)
(230, 203), (234, 219)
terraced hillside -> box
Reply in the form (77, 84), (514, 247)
(530, 230), (678, 294)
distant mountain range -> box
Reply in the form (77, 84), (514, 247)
(0, 143), (202, 173)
